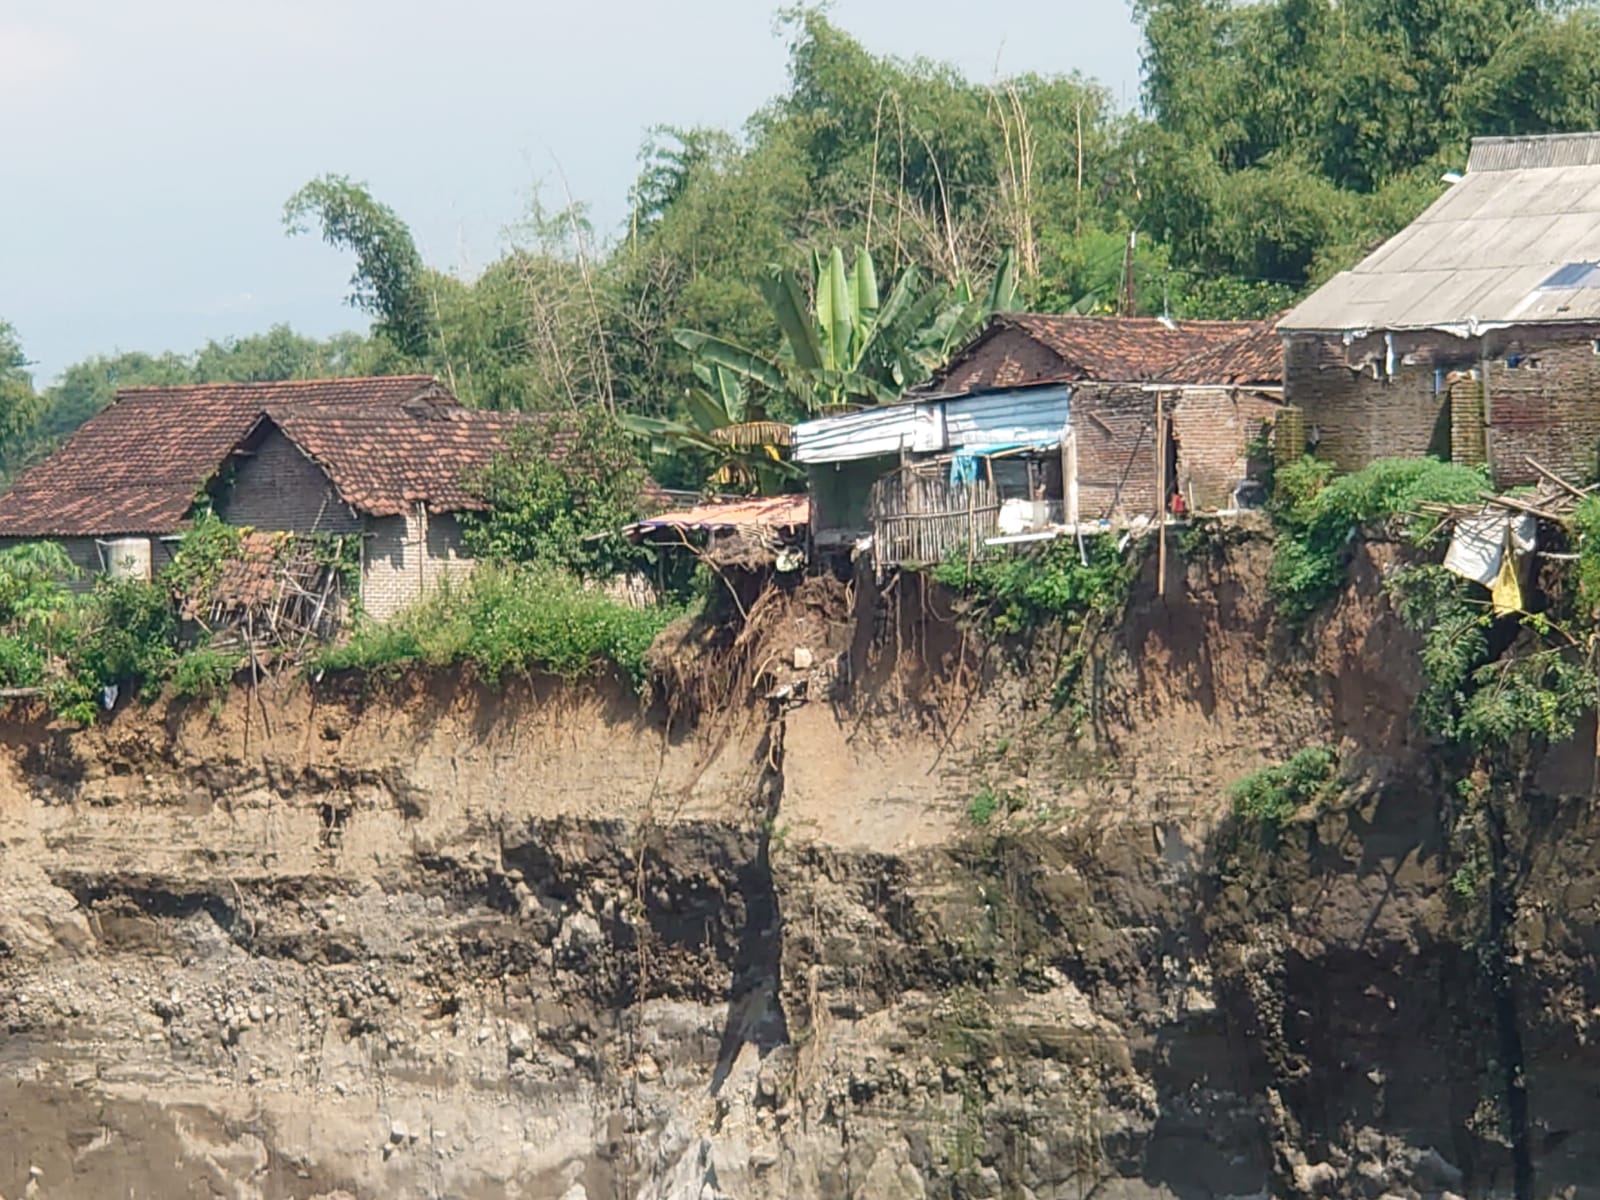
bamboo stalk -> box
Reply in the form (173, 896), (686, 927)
(1525, 456), (1587, 500)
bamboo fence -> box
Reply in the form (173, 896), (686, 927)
(868, 466), (1001, 569)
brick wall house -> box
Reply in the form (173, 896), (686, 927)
(795, 313), (1284, 562)
(1281, 133), (1600, 485)
(0, 375), (449, 592)
(0, 376), (546, 621)
(217, 401), (528, 620)
(1284, 325), (1600, 486)
(1070, 382), (1281, 518)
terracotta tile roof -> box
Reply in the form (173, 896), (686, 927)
(1157, 322), (1284, 386)
(266, 401), (535, 517)
(1001, 314), (1263, 381)
(630, 493), (809, 533)
(929, 314), (1268, 397)
(0, 375), (444, 537)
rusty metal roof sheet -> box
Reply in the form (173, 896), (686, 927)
(631, 494), (809, 532)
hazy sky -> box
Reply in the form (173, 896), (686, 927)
(0, 2), (1143, 383)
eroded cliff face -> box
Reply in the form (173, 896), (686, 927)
(0, 537), (1594, 1199)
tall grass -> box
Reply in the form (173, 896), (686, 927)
(314, 565), (679, 691)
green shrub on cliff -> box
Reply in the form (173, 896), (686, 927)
(0, 541), (77, 689)
(932, 535), (1135, 636)
(315, 565), (679, 691)
(1573, 494), (1600, 618)
(43, 578), (182, 722)
(1230, 746), (1338, 826)
(1269, 457), (1486, 623)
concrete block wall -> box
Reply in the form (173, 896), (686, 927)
(361, 509), (477, 622)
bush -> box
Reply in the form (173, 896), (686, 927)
(61, 578), (179, 706)
(1574, 494), (1600, 618)
(1386, 563), (1491, 739)
(458, 410), (651, 578)
(1269, 457), (1486, 622)
(1456, 652), (1594, 752)
(170, 648), (239, 701)
(1230, 746), (1338, 826)
(966, 786), (1000, 827)
(932, 535), (1136, 636)
(0, 634), (47, 688)
(316, 565), (680, 691)
(163, 513), (243, 607)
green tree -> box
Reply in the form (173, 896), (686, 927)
(0, 321), (40, 451)
(623, 359), (802, 495)
(284, 175), (433, 358)
(458, 410), (649, 577)
(192, 324), (393, 383)
(677, 244), (1020, 421)
(1131, 0), (1600, 288)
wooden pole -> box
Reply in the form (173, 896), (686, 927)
(1156, 391), (1167, 598)
(966, 476), (976, 569)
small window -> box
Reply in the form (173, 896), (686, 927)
(1538, 262), (1600, 290)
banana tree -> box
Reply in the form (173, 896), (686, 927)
(621, 360), (802, 495)
(678, 245), (1020, 419)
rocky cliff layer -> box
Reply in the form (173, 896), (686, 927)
(0, 537), (1592, 1199)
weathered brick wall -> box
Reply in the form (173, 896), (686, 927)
(1170, 387), (1281, 510)
(935, 327), (1068, 396)
(1284, 334), (1455, 470)
(218, 430), (362, 534)
(1073, 384), (1160, 519)
(1485, 338), (1600, 485)
(360, 509), (476, 622)
(1286, 325), (1600, 483)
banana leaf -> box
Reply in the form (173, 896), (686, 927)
(825, 247), (853, 372)
(761, 268), (825, 373)
(673, 330), (786, 392)
(985, 245), (1021, 314)
(850, 247), (880, 335)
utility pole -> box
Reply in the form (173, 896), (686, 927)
(1119, 230), (1137, 316)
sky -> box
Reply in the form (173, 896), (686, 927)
(0, 1), (1143, 384)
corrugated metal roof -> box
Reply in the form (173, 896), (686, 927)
(1282, 133), (1600, 333)
(795, 387), (1069, 465)
(1468, 133), (1600, 172)
(793, 403), (925, 464)
(942, 387), (1070, 447)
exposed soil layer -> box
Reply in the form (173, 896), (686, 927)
(0, 535), (1593, 1198)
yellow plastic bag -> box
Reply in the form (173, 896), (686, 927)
(1491, 545), (1523, 616)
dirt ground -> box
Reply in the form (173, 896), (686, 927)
(0, 535), (1583, 1198)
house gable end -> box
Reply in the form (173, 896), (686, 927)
(216, 424), (363, 535)
(924, 325), (1077, 398)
